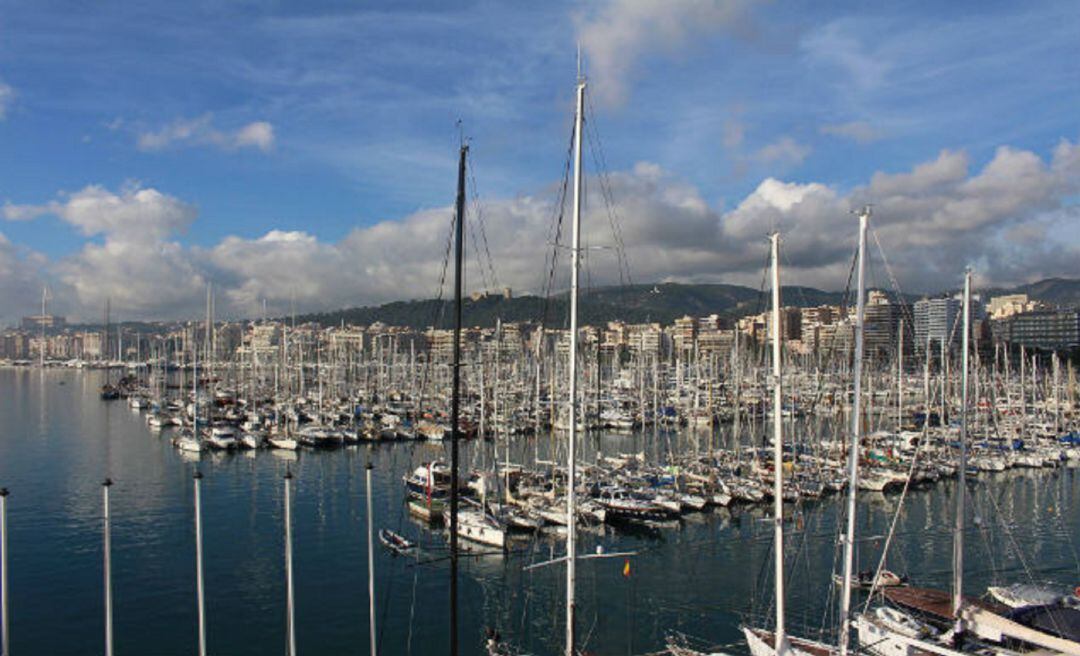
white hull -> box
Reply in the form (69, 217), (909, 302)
(268, 437), (298, 450)
(457, 510), (506, 549)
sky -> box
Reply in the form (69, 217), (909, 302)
(0, 0), (1078, 323)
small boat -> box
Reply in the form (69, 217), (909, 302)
(832, 569), (907, 589)
(378, 529), (416, 555)
(456, 509), (507, 550)
(239, 431), (260, 450)
(173, 430), (203, 454)
(205, 425), (238, 450)
(267, 434), (298, 450)
(988, 583), (1079, 609)
(408, 497), (445, 523)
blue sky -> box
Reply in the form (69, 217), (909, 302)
(0, 0), (1078, 321)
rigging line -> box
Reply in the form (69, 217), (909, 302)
(468, 157), (502, 293)
(778, 242), (823, 314)
(417, 210), (459, 406)
(538, 117), (577, 332)
(817, 241), (860, 365)
(870, 227), (919, 340)
(584, 96), (633, 287)
(860, 411), (933, 614)
(468, 214), (492, 295)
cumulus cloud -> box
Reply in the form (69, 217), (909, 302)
(136, 114), (275, 152)
(0, 81), (13, 120)
(4, 184), (196, 239)
(2, 139), (1078, 323)
(576, 0), (759, 106)
(3, 185), (205, 319)
(820, 121), (881, 143)
(0, 232), (47, 321)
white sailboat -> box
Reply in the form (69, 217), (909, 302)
(854, 269), (1080, 656)
(741, 232), (839, 656)
(174, 343), (203, 454)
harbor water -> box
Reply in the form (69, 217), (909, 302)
(1, 367), (1078, 655)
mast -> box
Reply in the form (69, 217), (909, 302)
(897, 318), (904, 431)
(769, 232), (788, 656)
(365, 462), (377, 656)
(449, 141), (468, 656)
(952, 269), (972, 617)
(839, 207), (869, 656)
(565, 72), (586, 656)
(39, 286), (47, 368)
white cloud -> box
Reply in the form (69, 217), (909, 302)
(753, 136), (811, 167)
(234, 121), (275, 151)
(0, 81), (13, 120)
(3, 185), (204, 319)
(820, 121), (881, 143)
(576, 0), (759, 106)
(0, 232), (47, 323)
(1, 139), (1078, 322)
(3, 184), (196, 240)
(136, 114), (275, 152)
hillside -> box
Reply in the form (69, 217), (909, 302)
(300, 282), (861, 329)
(59, 278), (1079, 332)
(301, 277), (1080, 330)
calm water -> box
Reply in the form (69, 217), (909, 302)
(1, 368), (1078, 655)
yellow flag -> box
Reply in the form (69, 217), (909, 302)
(623, 559), (631, 578)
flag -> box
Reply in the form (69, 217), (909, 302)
(622, 559), (631, 578)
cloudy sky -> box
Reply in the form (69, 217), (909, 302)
(0, 0), (1077, 323)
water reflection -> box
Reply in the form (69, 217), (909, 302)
(0, 368), (1077, 656)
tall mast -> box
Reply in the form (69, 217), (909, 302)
(769, 232), (788, 656)
(953, 269), (972, 617)
(40, 286), (47, 368)
(897, 318), (904, 431)
(565, 72), (586, 656)
(449, 141), (468, 656)
(839, 207), (869, 656)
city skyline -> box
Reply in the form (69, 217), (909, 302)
(1, 1), (1078, 323)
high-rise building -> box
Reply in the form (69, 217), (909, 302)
(863, 295), (911, 357)
(914, 295), (984, 352)
(673, 315), (696, 352)
(997, 310), (1080, 351)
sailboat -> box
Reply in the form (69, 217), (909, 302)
(742, 208), (875, 656)
(174, 334), (204, 454)
(484, 62), (592, 656)
(741, 232), (839, 656)
(853, 270), (1080, 656)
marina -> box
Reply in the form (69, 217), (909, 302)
(0, 357), (1077, 655)
(1, 3), (1078, 656)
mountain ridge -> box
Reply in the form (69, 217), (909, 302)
(295, 277), (1080, 330)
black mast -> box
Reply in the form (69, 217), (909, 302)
(449, 142), (468, 656)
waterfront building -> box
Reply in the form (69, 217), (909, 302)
(672, 315), (696, 353)
(863, 292), (911, 357)
(988, 293), (1043, 319)
(996, 310), (1080, 351)
(21, 314), (66, 331)
(627, 323), (662, 355)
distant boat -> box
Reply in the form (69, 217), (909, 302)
(267, 434), (298, 451)
(378, 529), (415, 556)
(173, 429), (202, 453)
